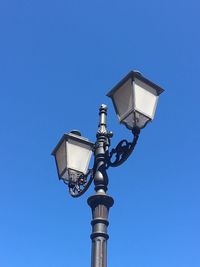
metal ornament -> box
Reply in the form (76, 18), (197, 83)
(67, 105), (140, 198)
(68, 169), (94, 197)
(106, 127), (140, 168)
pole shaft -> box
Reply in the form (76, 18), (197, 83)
(88, 104), (114, 267)
(88, 195), (114, 267)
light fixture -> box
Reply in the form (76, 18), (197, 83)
(52, 130), (94, 184)
(107, 71), (164, 130)
(52, 70), (165, 267)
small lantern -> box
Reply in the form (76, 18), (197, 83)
(52, 131), (94, 183)
(107, 71), (164, 130)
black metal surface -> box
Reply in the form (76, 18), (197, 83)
(93, 104), (111, 194)
(86, 104), (113, 267)
(88, 194), (114, 267)
(68, 169), (94, 197)
(106, 127), (140, 168)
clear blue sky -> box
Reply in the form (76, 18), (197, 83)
(0, 0), (200, 266)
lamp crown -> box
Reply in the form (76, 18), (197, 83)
(70, 130), (81, 136)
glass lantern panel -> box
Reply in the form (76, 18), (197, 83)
(121, 112), (135, 130)
(134, 111), (151, 129)
(122, 111), (150, 130)
(134, 78), (158, 119)
(61, 169), (70, 181)
(112, 78), (134, 121)
(55, 140), (67, 177)
(66, 139), (93, 174)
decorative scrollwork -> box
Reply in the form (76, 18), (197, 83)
(68, 169), (94, 198)
(106, 128), (140, 168)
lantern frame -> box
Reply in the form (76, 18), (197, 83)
(51, 131), (94, 183)
(107, 71), (164, 129)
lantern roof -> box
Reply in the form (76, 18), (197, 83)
(51, 131), (94, 156)
(107, 71), (164, 98)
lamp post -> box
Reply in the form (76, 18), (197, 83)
(52, 71), (164, 267)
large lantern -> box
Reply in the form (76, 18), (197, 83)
(52, 131), (94, 184)
(107, 71), (164, 129)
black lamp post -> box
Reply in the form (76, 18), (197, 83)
(52, 71), (164, 267)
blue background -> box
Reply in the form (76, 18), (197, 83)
(0, 0), (200, 266)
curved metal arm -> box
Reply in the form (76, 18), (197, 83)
(106, 128), (140, 168)
(68, 169), (94, 198)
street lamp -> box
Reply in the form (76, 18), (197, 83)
(52, 71), (164, 267)
(107, 71), (164, 130)
(52, 131), (94, 191)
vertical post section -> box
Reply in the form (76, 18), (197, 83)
(94, 104), (110, 194)
(98, 104), (107, 130)
(88, 104), (114, 267)
(88, 195), (114, 267)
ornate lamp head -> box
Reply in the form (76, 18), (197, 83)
(107, 71), (164, 130)
(52, 130), (94, 185)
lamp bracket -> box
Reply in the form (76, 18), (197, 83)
(106, 128), (140, 168)
(68, 169), (94, 198)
